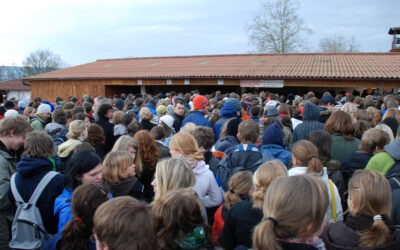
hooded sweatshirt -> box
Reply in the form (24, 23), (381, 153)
(293, 102), (325, 143)
(288, 167), (343, 222)
(10, 157), (64, 234)
(260, 123), (292, 167)
(213, 102), (237, 141)
(191, 160), (223, 208)
(366, 139), (400, 175)
(104, 176), (144, 200)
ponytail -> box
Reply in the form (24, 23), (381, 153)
(62, 219), (91, 250)
(359, 218), (391, 247)
(224, 191), (241, 209)
(253, 220), (281, 250)
(305, 157), (323, 176)
(252, 187), (267, 209)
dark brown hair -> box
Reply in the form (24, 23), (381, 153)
(86, 124), (105, 146)
(0, 115), (31, 137)
(192, 126), (215, 151)
(23, 131), (54, 158)
(325, 110), (356, 141)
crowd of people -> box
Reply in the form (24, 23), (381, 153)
(0, 89), (399, 250)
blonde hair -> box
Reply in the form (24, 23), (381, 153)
(374, 123), (394, 142)
(348, 170), (392, 247)
(102, 151), (134, 183)
(112, 111), (124, 125)
(341, 103), (358, 119)
(252, 160), (288, 209)
(181, 122), (197, 135)
(153, 157), (195, 202)
(253, 175), (329, 250)
(224, 171), (253, 209)
(140, 107), (153, 120)
(68, 120), (86, 139)
(366, 107), (382, 126)
(169, 132), (204, 161)
(292, 140), (323, 175)
(112, 135), (142, 177)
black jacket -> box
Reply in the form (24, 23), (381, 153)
(95, 117), (115, 153)
(172, 113), (185, 133)
(104, 176), (144, 201)
(138, 162), (156, 202)
(156, 142), (171, 160)
(140, 119), (157, 131)
(218, 200), (263, 249)
(341, 152), (373, 184)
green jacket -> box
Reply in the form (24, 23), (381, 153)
(331, 133), (360, 162)
(365, 152), (395, 175)
(30, 114), (47, 131)
(0, 147), (19, 248)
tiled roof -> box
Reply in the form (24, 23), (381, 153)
(24, 53), (400, 81)
(0, 79), (31, 91)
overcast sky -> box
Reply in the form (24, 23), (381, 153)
(1, 0), (398, 66)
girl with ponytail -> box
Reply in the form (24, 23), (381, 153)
(289, 140), (343, 222)
(45, 184), (109, 250)
(219, 160), (287, 249)
(253, 175), (329, 250)
(322, 170), (400, 249)
(211, 171), (253, 244)
(169, 132), (223, 208)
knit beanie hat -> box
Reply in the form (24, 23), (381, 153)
(37, 104), (52, 114)
(156, 105), (167, 115)
(226, 98), (242, 112)
(66, 150), (102, 189)
(226, 117), (241, 137)
(18, 100), (27, 109)
(115, 99), (125, 110)
(160, 115), (174, 129)
(193, 95), (209, 110)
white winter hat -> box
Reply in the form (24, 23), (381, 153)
(37, 104), (51, 114)
(159, 115), (174, 129)
(4, 110), (18, 117)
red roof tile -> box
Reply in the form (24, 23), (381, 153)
(0, 79), (31, 91)
(24, 53), (400, 81)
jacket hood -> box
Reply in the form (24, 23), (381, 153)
(303, 102), (320, 121)
(16, 156), (53, 177)
(220, 102), (237, 118)
(263, 122), (283, 146)
(192, 160), (208, 175)
(54, 188), (73, 217)
(45, 123), (66, 134)
(106, 176), (138, 196)
(58, 139), (82, 158)
(114, 124), (127, 136)
(385, 139), (400, 160)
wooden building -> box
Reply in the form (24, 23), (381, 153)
(24, 52), (400, 102)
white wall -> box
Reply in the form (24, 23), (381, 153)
(7, 91), (31, 102)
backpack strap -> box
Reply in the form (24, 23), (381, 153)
(28, 171), (59, 205)
(391, 177), (400, 189)
(10, 174), (24, 203)
(328, 179), (337, 221)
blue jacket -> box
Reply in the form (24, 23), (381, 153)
(260, 123), (291, 167)
(10, 157), (64, 234)
(212, 136), (240, 160)
(54, 188), (73, 232)
(213, 102), (237, 141)
(181, 111), (212, 128)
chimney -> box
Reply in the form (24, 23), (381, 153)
(389, 27), (400, 52)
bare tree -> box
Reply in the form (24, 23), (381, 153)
(22, 49), (65, 77)
(247, 0), (311, 53)
(319, 35), (360, 52)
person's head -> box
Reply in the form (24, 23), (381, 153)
(82, 101), (92, 113)
(152, 157), (195, 202)
(173, 99), (185, 116)
(23, 107), (35, 117)
(277, 103), (290, 117)
(94, 197), (158, 250)
(253, 175), (329, 250)
(140, 107), (153, 121)
(62, 184), (109, 250)
(122, 112), (137, 127)
(134, 130), (159, 170)
(126, 121), (142, 136)
(52, 109), (67, 125)
(150, 126), (165, 141)
(238, 120), (259, 144)
(23, 131), (54, 158)
(103, 151), (136, 183)
(71, 106), (85, 117)
(65, 150), (103, 189)
(374, 123), (395, 143)
(169, 132), (204, 161)
(97, 103), (113, 119)
(158, 115), (174, 137)
(86, 124), (105, 147)
(325, 110), (356, 141)
(308, 130), (332, 163)
(112, 111), (124, 125)
(37, 103), (52, 119)
(68, 120), (87, 140)
(152, 188), (208, 250)
(224, 171), (253, 209)
(251, 105), (262, 117)
(347, 170), (392, 247)
(359, 128), (390, 154)
(192, 126), (214, 152)
(181, 122), (197, 135)
(252, 160), (288, 209)
(0, 115), (31, 151)
(292, 140), (323, 175)
(55, 96), (64, 103)
(112, 135), (141, 176)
